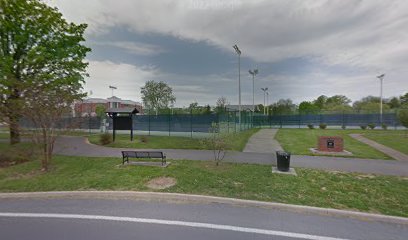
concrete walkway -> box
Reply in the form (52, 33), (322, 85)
(349, 134), (408, 161)
(243, 129), (283, 153)
(52, 136), (408, 176)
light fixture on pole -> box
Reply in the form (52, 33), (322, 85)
(109, 85), (117, 97)
(377, 74), (385, 124)
(233, 44), (242, 130)
(249, 69), (258, 113)
(261, 87), (268, 115)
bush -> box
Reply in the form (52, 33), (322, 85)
(140, 135), (149, 143)
(367, 123), (376, 129)
(319, 123), (327, 129)
(381, 123), (387, 130)
(99, 133), (112, 145)
(0, 143), (39, 167)
(360, 125), (367, 130)
(307, 123), (314, 129)
(341, 125), (346, 130)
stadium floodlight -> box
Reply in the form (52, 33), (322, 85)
(376, 74), (385, 124)
(109, 85), (117, 97)
(233, 44), (242, 130)
(261, 87), (268, 115)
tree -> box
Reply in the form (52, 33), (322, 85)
(0, 0), (90, 144)
(388, 97), (401, 109)
(141, 80), (176, 115)
(313, 95), (327, 110)
(401, 93), (408, 106)
(398, 109), (408, 137)
(270, 99), (296, 115)
(24, 82), (86, 171)
(95, 105), (106, 118)
(353, 96), (390, 112)
(215, 96), (228, 113)
(298, 101), (319, 114)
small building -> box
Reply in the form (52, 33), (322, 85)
(74, 96), (143, 117)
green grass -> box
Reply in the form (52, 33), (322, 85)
(275, 129), (392, 159)
(363, 130), (408, 155)
(0, 154), (407, 217)
(88, 128), (259, 151)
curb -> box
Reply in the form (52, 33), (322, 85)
(0, 191), (407, 225)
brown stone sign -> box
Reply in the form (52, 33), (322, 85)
(318, 136), (344, 152)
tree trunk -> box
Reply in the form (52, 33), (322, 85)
(9, 111), (21, 144)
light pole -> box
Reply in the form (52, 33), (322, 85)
(248, 69), (258, 113)
(233, 44), (242, 130)
(377, 74), (385, 124)
(266, 91), (269, 115)
(109, 85), (117, 97)
(261, 87), (268, 115)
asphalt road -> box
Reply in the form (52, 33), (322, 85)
(0, 197), (407, 240)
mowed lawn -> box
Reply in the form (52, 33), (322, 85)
(275, 129), (392, 159)
(0, 154), (407, 217)
(363, 131), (408, 155)
(88, 128), (259, 151)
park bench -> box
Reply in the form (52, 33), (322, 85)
(121, 151), (166, 165)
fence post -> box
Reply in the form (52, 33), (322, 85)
(298, 112), (301, 129)
(227, 111), (230, 133)
(234, 111), (237, 133)
(190, 109), (193, 138)
(148, 110), (151, 136)
(168, 110), (171, 136)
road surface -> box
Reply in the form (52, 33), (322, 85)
(0, 196), (406, 240)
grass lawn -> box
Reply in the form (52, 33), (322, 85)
(87, 128), (259, 151)
(0, 154), (407, 217)
(275, 129), (392, 159)
(363, 130), (408, 155)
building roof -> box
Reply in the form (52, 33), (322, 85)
(81, 96), (142, 105)
(105, 107), (140, 114)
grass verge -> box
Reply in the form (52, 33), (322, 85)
(363, 131), (408, 155)
(275, 129), (392, 159)
(87, 128), (259, 151)
(0, 155), (407, 217)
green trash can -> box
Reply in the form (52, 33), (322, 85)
(276, 151), (290, 172)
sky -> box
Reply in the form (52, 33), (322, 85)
(48, 0), (408, 107)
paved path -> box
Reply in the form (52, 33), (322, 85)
(243, 129), (283, 153)
(349, 134), (408, 161)
(52, 136), (408, 176)
(0, 196), (407, 240)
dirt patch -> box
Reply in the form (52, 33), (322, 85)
(146, 177), (177, 190)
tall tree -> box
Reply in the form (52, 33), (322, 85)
(313, 95), (327, 110)
(298, 101), (319, 114)
(141, 80), (176, 115)
(0, 0), (90, 144)
(401, 93), (408, 106)
(353, 96), (390, 112)
(270, 99), (296, 115)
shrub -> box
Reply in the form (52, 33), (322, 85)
(341, 125), (346, 130)
(140, 135), (149, 143)
(360, 125), (367, 130)
(367, 123), (376, 129)
(0, 143), (39, 167)
(381, 123), (387, 130)
(319, 123), (327, 129)
(307, 123), (314, 129)
(201, 123), (230, 166)
(99, 133), (112, 145)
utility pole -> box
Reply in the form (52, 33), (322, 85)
(377, 74), (385, 124)
(233, 44), (242, 130)
(261, 87), (268, 115)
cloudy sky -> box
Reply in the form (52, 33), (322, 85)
(49, 0), (408, 107)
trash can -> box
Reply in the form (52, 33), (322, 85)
(276, 151), (291, 172)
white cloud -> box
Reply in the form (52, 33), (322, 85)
(51, 0), (408, 105)
(93, 41), (166, 56)
(84, 60), (157, 102)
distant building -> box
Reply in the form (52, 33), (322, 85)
(74, 96), (143, 117)
(226, 105), (261, 112)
